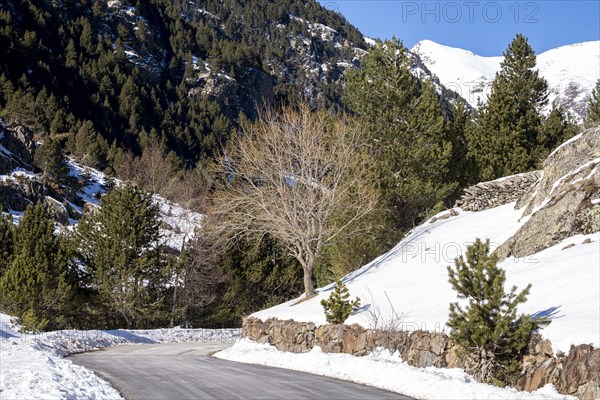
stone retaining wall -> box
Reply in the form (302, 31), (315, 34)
(454, 171), (541, 212)
(243, 317), (600, 399)
(243, 317), (460, 368)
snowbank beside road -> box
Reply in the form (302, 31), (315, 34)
(215, 339), (574, 400)
(0, 314), (240, 400)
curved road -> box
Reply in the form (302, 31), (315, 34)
(69, 342), (412, 400)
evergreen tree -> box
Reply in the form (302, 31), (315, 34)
(584, 79), (600, 128)
(447, 239), (540, 385)
(0, 0), (369, 169)
(538, 103), (579, 157)
(77, 184), (169, 328)
(468, 34), (549, 181)
(34, 136), (70, 185)
(201, 236), (303, 327)
(0, 203), (73, 332)
(449, 99), (477, 187)
(343, 38), (463, 230)
(0, 210), (14, 276)
(71, 120), (108, 169)
(321, 279), (361, 324)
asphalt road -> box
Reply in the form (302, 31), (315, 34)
(69, 342), (412, 400)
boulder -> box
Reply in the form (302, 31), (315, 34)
(0, 123), (34, 167)
(557, 344), (600, 399)
(43, 196), (69, 225)
(496, 127), (600, 259)
(522, 127), (600, 217)
(0, 180), (33, 210)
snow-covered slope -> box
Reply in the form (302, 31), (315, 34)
(0, 146), (202, 252)
(253, 202), (600, 353)
(411, 40), (600, 121)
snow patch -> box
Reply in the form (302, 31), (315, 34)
(1, 312), (240, 400)
(215, 340), (573, 400)
(364, 37), (377, 47)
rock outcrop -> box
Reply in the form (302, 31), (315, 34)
(522, 128), (600, 216)
(452, 126), (600, 260)
(559, 344), (600, 400)
(496, 127), (600, 259)
(0, 121), (85, 221)
(0, 121), (34, 174)
(518, 335), (600, 400)
(190, 68), (275, 121)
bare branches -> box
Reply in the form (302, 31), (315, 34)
(362, 289), (406, 355)
(205, 104), (379, 296)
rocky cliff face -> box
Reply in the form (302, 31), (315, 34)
(0, 120), (89, 223)
(496, 126), (600, 259)
(455, 126), (600, 260)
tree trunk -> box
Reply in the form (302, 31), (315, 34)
(303, 267), (315, 297)
(301, 245), (319, 297)
(170, 275), (178, 328)
(474, 346), (497, 384)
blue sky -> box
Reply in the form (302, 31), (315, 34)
(318, 1), (600, 55)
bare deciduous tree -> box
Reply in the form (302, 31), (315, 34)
(137, 140), (179, 196)
(160, 168), (210, 327)
(207, 104), (378, 297)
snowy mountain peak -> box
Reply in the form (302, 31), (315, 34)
(411, 40), (600, 121)
(413, 39), (480, 59)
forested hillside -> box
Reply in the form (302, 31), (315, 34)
(0, 0), (595, 331)
(0, 0), (365, 166)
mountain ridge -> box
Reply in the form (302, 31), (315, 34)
(411, 39), (600, 121)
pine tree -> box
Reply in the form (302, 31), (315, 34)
(71, 120), (108, 169)
(584, 79), (600, 128)
(447, 239), (540, 385)
(77, 184), (169, 328)
(343, 38), (462, 230)
(468, 34), (549, 181)
(0, 210), (14, 276)
(34, 136), (70, 185)
(321, 279), (361, 324)
(0, 203), (73, 332)
(538, 103), (579, 157)
(65, 38), (78, 69)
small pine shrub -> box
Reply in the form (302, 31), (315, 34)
(447, 238), (542, 385)
(20, 309), (50, 333)
(321, 279), (361, 324)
